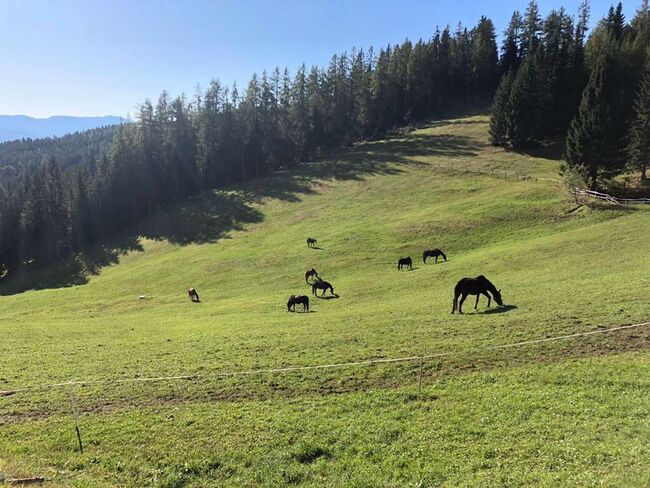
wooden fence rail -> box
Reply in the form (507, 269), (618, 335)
(570, 188), (650, 205)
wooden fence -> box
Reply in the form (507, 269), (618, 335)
(570, 188), (650, 205)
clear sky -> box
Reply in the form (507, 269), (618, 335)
(0, 0), (638, 118)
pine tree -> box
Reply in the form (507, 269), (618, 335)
(472, 16), (499, 95)
(501, 11), (523, 73)
(627, 66), (650, 182)
(521, 1), (542, 58)
(507, 55), (539, 148)
(489, 70), (515, 145)
(565, 37), (617, 188)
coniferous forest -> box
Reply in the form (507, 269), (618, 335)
(0, 1), (648, 280)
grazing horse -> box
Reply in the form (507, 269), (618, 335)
(397, 257), (413, 270)
(312, 280), (335, 297)
(187, 287), (200, 302)
(287, 295), (309, 312)
(307, 237), (318, 248)
(423, 249), (447, 264)
(451, 275), (503, 314)
(305, 268), (319, 284)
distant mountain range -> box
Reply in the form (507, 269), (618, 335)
(0, 115), (123, 142)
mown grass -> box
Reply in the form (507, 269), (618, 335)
(1, 114), (649, 486)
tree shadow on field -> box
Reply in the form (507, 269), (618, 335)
(0, 236), (143, 296)
(515, 140), (564, 161)
(0, 124), (481, 294)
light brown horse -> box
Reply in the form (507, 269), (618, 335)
(187, 287), (200, 302)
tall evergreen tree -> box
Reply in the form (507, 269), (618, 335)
(489, 70), (515, 145)
(627, 65), (650, 182)
(565, 33), (619, 187)
(501, 11), (524, 73)
(507, 55), (540, 148)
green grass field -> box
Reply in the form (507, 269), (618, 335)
(1, 114), (649, 487)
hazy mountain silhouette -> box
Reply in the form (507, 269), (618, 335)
(0, 115), (123, 142)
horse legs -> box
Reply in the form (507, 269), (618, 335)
(452, 292), (458, 314)
(458, 293), (468, 314)
(485, 292), (492, 307)
(474, 294), (480, 310)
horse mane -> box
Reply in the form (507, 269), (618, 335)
(477, 275), (498, 293)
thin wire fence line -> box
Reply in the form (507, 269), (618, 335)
(1, 321), (647, 397)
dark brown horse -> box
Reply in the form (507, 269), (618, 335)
(312, 280), (335, 297)
(398, 257), (413, 270)
(187, 287), (200, 302)
(306, 237), (318, 248)
(451, 275), (503, 314)
(287, 295), (309, 312)
(423, 249), (447, 264)
(305, 268), (319, 284)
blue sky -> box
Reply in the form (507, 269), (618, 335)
(0, 0), (637, 118)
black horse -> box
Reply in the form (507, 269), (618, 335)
(307, 237), (317, 248)
(312, 280), (335, 297)
(187, 287), (200, 302)
(305, 268), (319, 284)
(397, 257), (413, 270)
(423, 249), (447, 264)
(287, 294), (309, 312)
(451, 275), (503, 314)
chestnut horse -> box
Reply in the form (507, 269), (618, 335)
(423, 249), (447, 264)
(397, 257), (413, 270)
(287, 295), (309, 312)
(305, 268), (319, 284)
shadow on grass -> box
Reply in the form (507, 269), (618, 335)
(0, 236), (143, 296)
(515, 140), (564, 161)
(478, 304), (518, 314)
(316, 294), (340, 300)
(0, 128), (481, 294)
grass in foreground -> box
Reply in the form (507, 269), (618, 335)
(1, 114), (649, 486)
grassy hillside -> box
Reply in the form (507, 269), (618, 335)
(1, 115), (649, 487)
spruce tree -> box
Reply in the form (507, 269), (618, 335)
(565, 37), (617, 188)
(489, 70), (514, 146)
(501, 11), (523, 73)
(627, 66), (650, 182)
(507, 55), (539, 148)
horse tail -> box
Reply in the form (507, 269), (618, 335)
(423, 252), (427, 263)
(452, 280), (464, 313)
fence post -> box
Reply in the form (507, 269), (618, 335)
(71, 397), (84, 453)
(418, 355), (424, 395)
